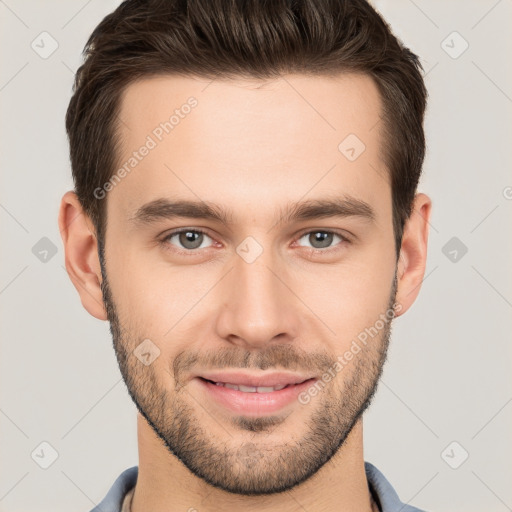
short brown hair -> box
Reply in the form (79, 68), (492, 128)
(66, 0), (427, 258)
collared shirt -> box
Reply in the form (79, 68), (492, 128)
(89, 461), (427, 512)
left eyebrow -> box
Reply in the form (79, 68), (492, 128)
(128, 195), (376, 227)
(277, 196), (376, 226)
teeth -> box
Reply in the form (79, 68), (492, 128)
(256, 386), (277, 393)
(213, 382), (288, 392)
(238, 384), (257, 392)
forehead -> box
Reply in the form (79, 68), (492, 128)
(111, 72), (388, 224)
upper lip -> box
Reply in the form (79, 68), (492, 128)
(197, 371), (316, 388)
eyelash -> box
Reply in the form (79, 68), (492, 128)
(159, 227), (351, 257)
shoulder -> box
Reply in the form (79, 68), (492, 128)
(88, 466), (138, 512)
(365, 461), (428, 512)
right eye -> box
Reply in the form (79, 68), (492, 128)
(160, 228), (216, 253)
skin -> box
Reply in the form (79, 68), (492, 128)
(59, 73), (431, 512)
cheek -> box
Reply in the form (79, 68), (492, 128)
(297, 260), (394, 344)
(106, 247), (200, 332)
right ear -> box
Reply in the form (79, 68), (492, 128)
(58, 191), (107, 320)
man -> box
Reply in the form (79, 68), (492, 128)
(58, 0), (431, 511)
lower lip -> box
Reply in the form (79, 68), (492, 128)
(195, 377), (318, 415)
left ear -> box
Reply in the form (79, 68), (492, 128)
(394, 192), (432, 317)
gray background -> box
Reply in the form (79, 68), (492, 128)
(1, 0), (511, 511)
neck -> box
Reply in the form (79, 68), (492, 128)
(131, 413), (375, 512)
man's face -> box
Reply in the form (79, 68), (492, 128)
(100, 73), (398, 495)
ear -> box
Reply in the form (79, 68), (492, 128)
(394, 192), (432, 317)
(58, 191), (107, 320)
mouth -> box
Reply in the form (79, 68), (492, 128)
(195, 376), (318, 416)
(198, 377), (307, 393)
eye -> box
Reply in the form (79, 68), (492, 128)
(159, 228), (350, 257)
(161, 228), (215, 252)
(295, 230), (349, 251)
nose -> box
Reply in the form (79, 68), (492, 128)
(214, 245), (300, 349)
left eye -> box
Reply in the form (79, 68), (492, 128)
(296, 230), (347, 250)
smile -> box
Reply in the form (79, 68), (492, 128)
(207, 380), (289, 393)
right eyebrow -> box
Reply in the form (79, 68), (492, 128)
(128, 198), (233, 226)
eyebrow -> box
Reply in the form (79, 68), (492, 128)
(128, 195), (376, 228)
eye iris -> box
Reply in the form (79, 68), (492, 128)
(180, 231), (203, 249)
(310, 231), (333, 249)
